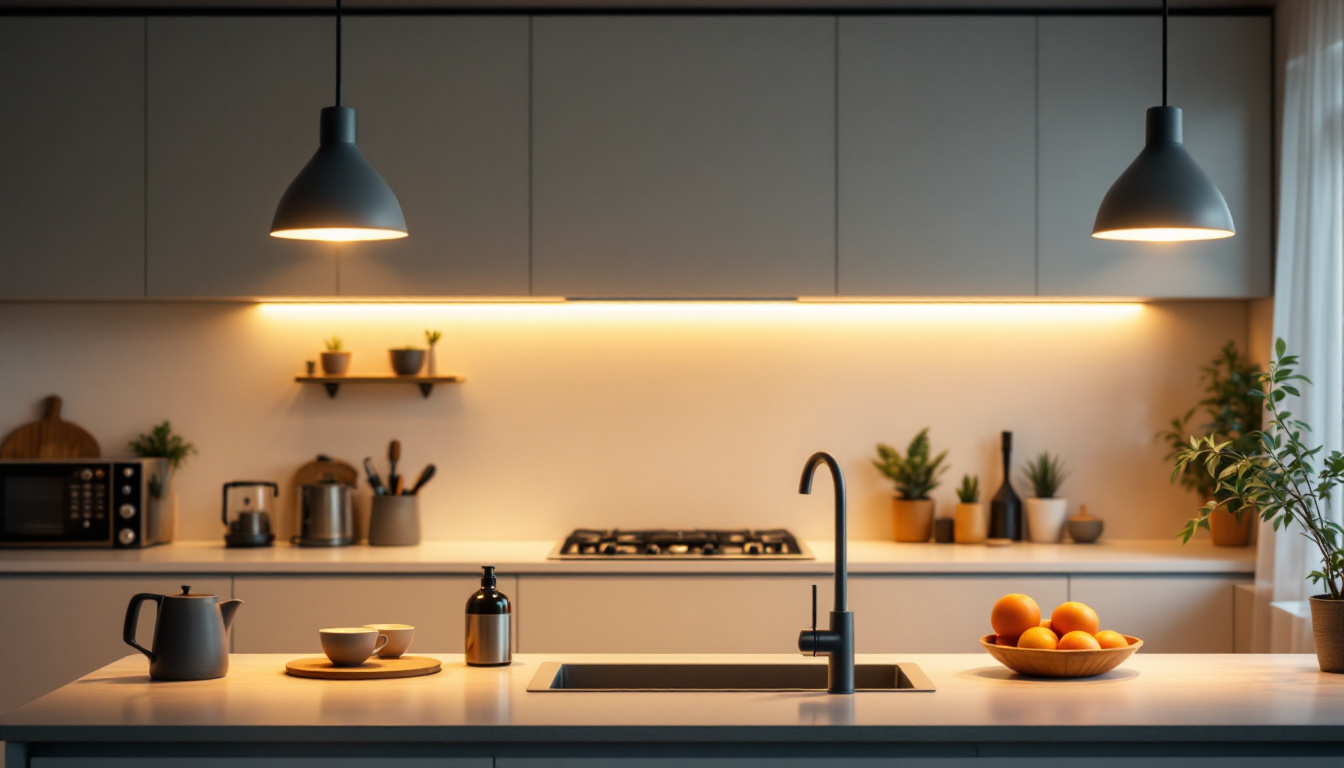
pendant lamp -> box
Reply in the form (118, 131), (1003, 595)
(271, 0), (407, 242)
(1092, 0), (1233, 242)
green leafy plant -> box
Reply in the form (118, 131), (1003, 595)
(1021, 452), (1068, 498)
(1159, 341), (1263, 499)
(873, 428), (948, 501)
(1174, 338), (1344, 600)
(128, 421), (197, 472)
(956, 474), (980, 504)
(324, 336), (344, 352)
(425, 329), (442, 346)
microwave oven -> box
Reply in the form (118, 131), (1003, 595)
(0, 458), (170, 548)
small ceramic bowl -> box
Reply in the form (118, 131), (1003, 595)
(1068, 517), (1104, 543)
(980, 634), (1141, 678)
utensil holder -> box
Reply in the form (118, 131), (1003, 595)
(369, 495), (420, 546)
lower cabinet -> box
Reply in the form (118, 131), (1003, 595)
(1068, 575), (1245, 654)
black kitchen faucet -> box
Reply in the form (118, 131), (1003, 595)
(797, 451), (855, 694)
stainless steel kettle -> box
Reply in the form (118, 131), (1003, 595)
(123, 586), (243, 680)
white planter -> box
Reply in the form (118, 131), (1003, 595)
(1026, 498), (1068, 543)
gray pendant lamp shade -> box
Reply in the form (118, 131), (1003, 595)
(270, 107), (407, 241)
(1092, 0), (1233, 242)
(270, 0), (406, 242)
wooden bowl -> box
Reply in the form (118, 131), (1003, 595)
(980, 634), (1142, 678)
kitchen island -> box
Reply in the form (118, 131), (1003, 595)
(3, 653), (1340, 766)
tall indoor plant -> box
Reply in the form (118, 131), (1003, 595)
(1174, 339), (1344, 672)
(1159, 341), (1263, 545)
(874, 428), (948, 542)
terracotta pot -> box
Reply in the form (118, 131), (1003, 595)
(893, 498), (934, 542)
(1209, 506), (1253, 547)
(320, 351), (351, 375)
(1310, 596), (1344, 674)
(1025, 498), (1068, 543)
(954, 502), (988, 544)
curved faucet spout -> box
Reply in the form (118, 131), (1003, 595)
(799, 452), (846, 613)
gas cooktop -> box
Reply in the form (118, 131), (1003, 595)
(549, 529), (813, 560)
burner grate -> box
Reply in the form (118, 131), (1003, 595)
(550, 529), (812, 560)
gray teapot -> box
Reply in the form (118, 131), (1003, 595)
(124, 586), (243, 680)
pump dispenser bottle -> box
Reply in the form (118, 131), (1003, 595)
(465, 565), (511, 666)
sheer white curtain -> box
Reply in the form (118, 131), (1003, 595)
(1257, 0), (1344, 653)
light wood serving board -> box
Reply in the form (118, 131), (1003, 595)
(284, 656), (442, 680)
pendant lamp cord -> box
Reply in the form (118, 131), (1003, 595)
(335, 0), (343, 107)
(1161, 0), (1168, 107)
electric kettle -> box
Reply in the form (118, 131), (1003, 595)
(123, 586), (243, 680)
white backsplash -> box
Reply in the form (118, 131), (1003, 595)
(0, 300), (1252, 543)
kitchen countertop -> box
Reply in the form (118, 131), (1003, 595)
(0, 538), (1255, 575)
(1, 652), (1338, 745)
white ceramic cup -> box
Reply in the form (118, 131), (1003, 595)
(363, 624), (415, 659)
(319, 627), (388, 667)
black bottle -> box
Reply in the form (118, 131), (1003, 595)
(465, 565), (511, 667)
(988, 431), (1023, 540)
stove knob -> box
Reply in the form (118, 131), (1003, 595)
(744, 541), (763, 555)
(117, 529), (136, 545)
(118, 504), (136, 519)
(80, 469), (93, 481)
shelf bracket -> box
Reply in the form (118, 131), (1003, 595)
(323, 383), (340, 399)
(418, 382), (434, 399)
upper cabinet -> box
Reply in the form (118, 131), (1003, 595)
(838, 16), (1037, 297)
(532, 16), (836, 298)
(337, 17), (530, 297)
(1037, 17), (1272, 298)
(0, 18), (146, 299)
(147, 17), (337, 297)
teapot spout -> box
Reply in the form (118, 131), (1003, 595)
(219, 599), (244, 632)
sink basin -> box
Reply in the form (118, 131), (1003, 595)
(526, 662), (934, 692)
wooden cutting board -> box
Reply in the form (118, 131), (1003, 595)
(284, 656), (442, 680)
(0, 396), (100, 459)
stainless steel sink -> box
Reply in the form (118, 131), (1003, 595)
(526, 662), (934, 692)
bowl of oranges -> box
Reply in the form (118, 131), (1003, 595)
(980, 594), (1142, 678)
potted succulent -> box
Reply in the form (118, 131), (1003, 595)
(425, 329), (443, 376)
(128, 421), (197, 543)
(320, 336), (351, 375)
(1021, 452), (1069, 543)
(953, 474), (987, 544)
(1159, 341), (1263, 546)
(874, 428), (948, 542)
(389, 345), (425, 376)
(1174, 339), (1344, 672)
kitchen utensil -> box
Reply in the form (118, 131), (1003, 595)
(466, 566), (512, 667)
(408, 464), (436, 495)
(295, 482), (355, 547)
(293, 454), (359, 488)
(387, 441), (401, 492)
(123, 585), (243, 680)
(222, 481), (278, 548)
(363, 457), (386, 496)
(284, 655), (440, 680)
(0, 396), (100, 459)
(364, 624), (415, 658)
(979, 634), (1141, 678)
(319, 627), (389, 666)
(1067, 506), (1104, 544)
(368, 495), (419, 546)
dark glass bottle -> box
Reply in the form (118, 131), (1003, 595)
(465, 565), (512, 666)
(989, 431), (1022, 540)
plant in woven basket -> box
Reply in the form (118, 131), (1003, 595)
(873, 428), (948, 501)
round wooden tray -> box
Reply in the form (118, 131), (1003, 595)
(980, 634), (1142, 678)
(285, 655), (442, 680)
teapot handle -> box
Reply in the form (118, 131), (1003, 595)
(123, 593), (163, 662)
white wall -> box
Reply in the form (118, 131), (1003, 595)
(0, 300), (1247, 543)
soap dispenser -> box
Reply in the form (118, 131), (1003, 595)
(465, 565), (512, 666)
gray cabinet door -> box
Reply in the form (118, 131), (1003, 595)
(0, 18), (145, 298)
(532, 16), (836, 298)
(147, 17), (337, 297)
(838, 16), (1036, 297)
(337, 17), (529, 297)
(1038, 17), (1271, 298)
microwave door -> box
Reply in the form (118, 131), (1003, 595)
(0, 465), (110, 546)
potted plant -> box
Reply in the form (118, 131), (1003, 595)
(874, 428), (948, 542)
(320, 336), (351, 375)
(425, 329), (443, 376)
(1174, 339), (1344, 672)
(389, 345), (425, 376)
(128, 421), (197, 543)
(953, 474), (987, 544)
(1021, 452), (1069, 543)
(1159, 341), (1263, 546)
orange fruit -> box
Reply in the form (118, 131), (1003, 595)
(1058, 630), (1101, 651)
(1051, 602), (1100, 637)
(991, 594), (1041, 638)
(1017, 626), (1059, 650)
(995, 633), (1020, 647)
(1095, 630), (1129, 649)
(1039, 619), (1052, 631)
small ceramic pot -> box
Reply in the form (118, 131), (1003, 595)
(1210, 506), (1253, 547)
(893, 498), (934, 542)
(1310, 596), (1344, 673)
(954, 502), (988, 544)
(1025, 498), (1068, 543)
(1067, 516), (1104, 543)
(320, 351), (351, 375)
(389, 349), (426, 376)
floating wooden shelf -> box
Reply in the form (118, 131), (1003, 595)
(295, 374), (465, 399)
